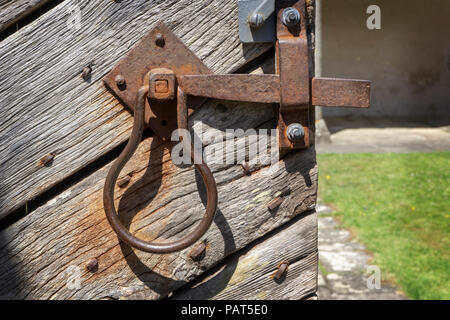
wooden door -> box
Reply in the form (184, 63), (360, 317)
(0, 0), (318, 300)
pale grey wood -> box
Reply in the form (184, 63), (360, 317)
(0, 0), (51, 32)
(0, 93), (318, 299)
(0, 0), (272, 218)
(171, 212), (318, 300)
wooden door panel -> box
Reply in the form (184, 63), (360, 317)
(0, 0), (51, 32)
(0, 96), (317, 299)
(172, 212), (318, 300)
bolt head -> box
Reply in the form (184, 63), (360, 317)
(155, 33), (165, 47)
(282, 7), (301, 27)
(115, 74), (126, 88)
(287, 123), (305, 142)
(249, 13), (264, 28)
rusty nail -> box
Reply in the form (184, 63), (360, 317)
(273, 262), (289, 280)
(155, 33), (165, 47)
(240, 161), (251, 175)
(38, 153), (55, 167)
(86, 258), (98, 272)
(267, 197), (284, 212)
(189, 240), (207, 261)
(117, 175), (131, 188)
(81, 65), (92, 80)
(115, 74), (126, 88)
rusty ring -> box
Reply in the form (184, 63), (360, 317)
(103, 86), (218, 253)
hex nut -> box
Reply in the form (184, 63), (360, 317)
(287, 123), (305, 142)
(282, 7), (301, 27)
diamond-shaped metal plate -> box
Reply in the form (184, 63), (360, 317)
(103, 22), (211, 140)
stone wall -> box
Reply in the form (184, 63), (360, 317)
(317, 0), (450, 121)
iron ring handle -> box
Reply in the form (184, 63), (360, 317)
(103, 86), (218, 254)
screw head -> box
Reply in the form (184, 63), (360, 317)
(248, 13), (264, 28)
(287, 123), (305, 142)
(115, 74), (126, 88)
(282, 7), (301, 27)
(155, 33), (165, 47)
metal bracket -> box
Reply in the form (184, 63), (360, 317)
(238, 0), (276, 43)
(102, 0), (371, 254)
(182, 0), (370, 153)
(104, 1), (371, 153)
(103, 22), (211, 141)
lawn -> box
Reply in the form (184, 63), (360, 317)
(317, 152), (450, 300)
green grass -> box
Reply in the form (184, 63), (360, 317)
(317, 152), (450, 300)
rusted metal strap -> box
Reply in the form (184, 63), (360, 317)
(178, 74), (280, 104)
(277, 38), (310, 108)
(178, 75), (371, 111)
(276, 0), (311, 151)
(312, 77), (371, 108)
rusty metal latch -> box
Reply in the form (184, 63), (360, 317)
(102, 0), (371, 254)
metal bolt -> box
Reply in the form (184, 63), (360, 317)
(86, 258), (98, 272)
(248, 13), (264, 28)
(155, 33), (165, 47)
(273, 262), (289, 280)
(287, 123), (305, 142)
(282, 7), (301, 27)
(115, 74), (126, 88)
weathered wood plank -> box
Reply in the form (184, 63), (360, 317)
(0, 0), (272, 217)
(171, 212), (318, 300)
(0, 94), (318, 299)
(0, 0), (51, 32)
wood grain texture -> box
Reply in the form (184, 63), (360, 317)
(0, 93), (318, 299)
(0, 0), (51, 32)
(0, 0), (272, 218)
(171, 212), (318, 300)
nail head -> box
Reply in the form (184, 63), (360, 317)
(274, 262), (289, 280)
(155, 33), (165, 47)
(115, 74), (126, 88)
(86, 258), (98, 272)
